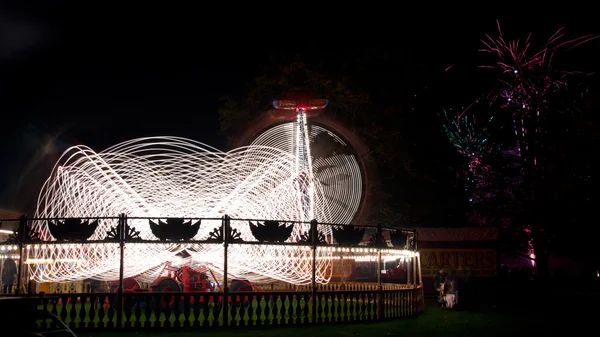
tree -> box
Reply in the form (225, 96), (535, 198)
(441, 105), (522, 225)
(218, 50), (465, 226)
(440, 100), (534, 265)
(541, 87), (600, 271)
(478, 21), (598, 277)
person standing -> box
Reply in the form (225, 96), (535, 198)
(2, 257), (18, 294)
(433, 267), (447, 292)
(444, 278), (457, 309)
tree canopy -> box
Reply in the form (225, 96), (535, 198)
(441, 22), (600, 270)
(218, 49), (466, 226)
(216, 29), (599, 274)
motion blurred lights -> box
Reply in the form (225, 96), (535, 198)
(28, 133), (362, 284)
(251, 123), (363, 225)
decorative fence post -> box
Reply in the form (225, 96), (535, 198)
(412, 232), (417, 287)
(413, 231), (418, 250)
(410, 254), (418, 288)
(376, 224), (383, 320)
(407, 253), (411, 285)
(417, 252), (422, 285)
(310, 219), (317, 324)
(414, 231), (422, 285)
(15, 215), (27, 294)
(116, 214), (126, 329)
(222, 215), (230, 327)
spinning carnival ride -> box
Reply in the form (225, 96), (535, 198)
(27, 96), (367, 286)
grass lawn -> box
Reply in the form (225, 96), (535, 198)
(82, 298), (591, 337)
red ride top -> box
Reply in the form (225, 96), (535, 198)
(272, 97), (328, 111)
(270, 97), (328, 121)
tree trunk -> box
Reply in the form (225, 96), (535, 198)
(531, 215), (549, 281)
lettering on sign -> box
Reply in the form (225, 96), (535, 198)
(420, 249), (497, 277)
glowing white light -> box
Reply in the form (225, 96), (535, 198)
(28, 131), (362, 285)
(251, 123), (363, 226)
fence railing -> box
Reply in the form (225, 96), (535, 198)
(0, 215), (418, 246)
(1, 215), (424, 329)
(24, 286), (423, 331)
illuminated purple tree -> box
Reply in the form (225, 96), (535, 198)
(479, 21), (597, 274)
(479, 21), (596, 169)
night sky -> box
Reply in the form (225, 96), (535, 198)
(1, 3), (597, 213)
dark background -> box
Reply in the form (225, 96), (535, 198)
(1, 2), (597, 214)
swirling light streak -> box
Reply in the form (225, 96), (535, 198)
(27, 133), (361, 285)
(251, 123), (363, 226)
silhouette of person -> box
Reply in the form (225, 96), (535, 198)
(2, 257), (18, 294)
(433, 267), (447, 292)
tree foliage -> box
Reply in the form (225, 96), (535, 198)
(218, 50), (464, 226)
(443, 22), (599, 270)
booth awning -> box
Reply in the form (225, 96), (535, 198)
(415, 227), (499, 242)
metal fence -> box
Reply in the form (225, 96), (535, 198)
(0, 215), (424, 330)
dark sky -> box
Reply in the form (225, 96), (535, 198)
(0, 3), (597, 212)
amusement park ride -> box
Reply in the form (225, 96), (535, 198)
(122, 92), (334, 294)
(1, 91), (418, 297)
(108, 92), (396, 295)
(273, 93), (328, 224)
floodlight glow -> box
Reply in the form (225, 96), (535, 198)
(27, 129), (363, 285)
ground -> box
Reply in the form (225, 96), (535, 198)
(84, 297), (590, 337)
